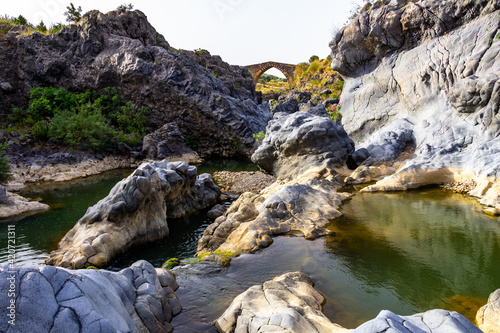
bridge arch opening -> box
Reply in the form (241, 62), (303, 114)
(246, 62), (296, 87)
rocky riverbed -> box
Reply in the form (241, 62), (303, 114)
(0, 0), (500, 332)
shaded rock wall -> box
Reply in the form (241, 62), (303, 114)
(47, 160), (219, 269)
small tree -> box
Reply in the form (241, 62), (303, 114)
(36, 21), (47, 32)
(117, 3), (134, 11)
(13, 15), (28, 26)
(309, 55), (319, 63)
(64, 3), (82, 24)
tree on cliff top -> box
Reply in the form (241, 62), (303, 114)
(64, 3), (82, 24)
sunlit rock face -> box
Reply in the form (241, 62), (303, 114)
(330, 0), (500, 208)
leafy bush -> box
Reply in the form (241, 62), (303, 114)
(117, 3), (134, 11)
(309, 55), (319, 63)
(194, 48), (205, 55)
(253, 131), (265, 144)
(51, 106), (116, 151)
(327, 103), (342, 123)
(0, 143), (11, 184)
(9, 87), (149, 151)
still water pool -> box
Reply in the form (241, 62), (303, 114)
(0, 164), (498, 328)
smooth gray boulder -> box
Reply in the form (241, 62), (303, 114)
(0, 260), (180, 333)
(476, 288), (500, 333)
(251, 111), (354, 180)
(47, 160), (220, 268)
(330, 0), (500, 208)
(353, 309), (482, 333)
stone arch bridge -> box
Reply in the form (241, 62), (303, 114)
(246, 62), (296, 86)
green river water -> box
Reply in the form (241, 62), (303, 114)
(0, 163), (499, 329)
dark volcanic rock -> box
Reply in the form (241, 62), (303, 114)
(0, 10), (271, 159)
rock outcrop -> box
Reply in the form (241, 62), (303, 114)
(46, 160), (220, 268)
(197, 112), (354, 254)
(330, 0), (500, 209)
(0, 260), (181, 333)
(353, 309), (482, 333)
(0, 184), (49, 220)
(0, 9), (271, 160)
(476, 288), (500, 333)
(213, 170), (275, 194)
(215, 272), (482, 333)
(215, 272), (348, 333)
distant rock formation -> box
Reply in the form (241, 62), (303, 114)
(47, 160), (220, 268)
(0, 260), (181, 333)
(197, 112), (354, 254)
(330, 0), (500, 211)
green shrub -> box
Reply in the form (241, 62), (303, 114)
(0, 143), (11, 184)
(327, 103), (342, 124)
(35, 21), (47, 33)
(309, 55), (319, 63)
(253, 131), (265, 144)
(9, 87), (148, 150)
(117, 3), (134, 10)
(49, 22), (65, 34)
(64, 3), (82, 23)
(51, 105), (116, 151)
(194, 48), (205, 55)
(308, 61), (320, 73)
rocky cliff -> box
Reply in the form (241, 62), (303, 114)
(0, 9), (271, 159)
(330, 0), (500, 211)
(46, 160), (220, 269)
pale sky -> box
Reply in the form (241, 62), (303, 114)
(2, 1), (361, 77)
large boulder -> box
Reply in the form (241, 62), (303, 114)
(197, 112), (353, 255)
(251, 112), (354, 180)
(215, 272), (348, 333)
(46, 160), (220, 268)
(330, 0), (500, 208)
(0, 260), (181, 333)
(215, 271), (481, 333)
(0, 10), (271, 159)
(476, 288), (500, 333)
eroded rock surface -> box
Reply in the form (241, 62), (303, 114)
(476, 288), (500, 333)
(47, 160), (220, 268)
(0, 260), (181, 333)
(213, 170), (275, 194)
(0, 185), (49, 221)
(197, 112), (353, 254)
(330, 0), (500, 209)
(215, 272), (348, 333)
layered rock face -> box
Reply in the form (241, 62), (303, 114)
(197, 112), (354, 254)
(330, 0), (500, 209)
(47, 160), (220, 268)
(0, 260), (181, 333)
(0, 9), (271, 158)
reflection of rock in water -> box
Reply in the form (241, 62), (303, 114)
(442, 295), (487, 324)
